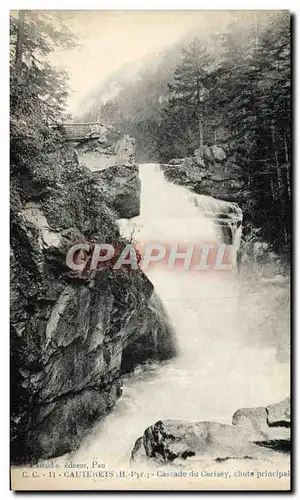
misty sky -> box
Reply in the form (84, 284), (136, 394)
(49, 10), (274, 115)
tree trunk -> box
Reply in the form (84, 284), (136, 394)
(213, 128), (217, 144)
(15, 10), (25, 74)
(198, 108), (204, 157)
(283, 130), (291, 199)
(196, 78), (204, 157)
(283, 130), (290, 163)
(271, 120), (282, 192)
(271, 120), (288, 247)
(286, 167), (291, 199)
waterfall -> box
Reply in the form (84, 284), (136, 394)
(57, 163), (289, 467)
(192, 192), (243, 250)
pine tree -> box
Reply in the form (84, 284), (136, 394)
(207, 12), (291, 251)
(10, 10), (76, 167)
(168, 37), (211, 157)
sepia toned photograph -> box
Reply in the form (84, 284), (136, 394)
(10, 9), (291, 491)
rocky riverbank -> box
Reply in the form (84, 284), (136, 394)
(131, 397), (290, 465)
(161, 144), (247, 204)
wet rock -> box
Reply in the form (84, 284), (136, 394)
(121, 292), (177, 373)
(132, 397), (290, 465)
(93, 164), (141, 219)
(23, 384), (122, 461)
(131, 418), (286, 465)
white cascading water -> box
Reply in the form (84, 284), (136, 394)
(57, 164), (290, 466)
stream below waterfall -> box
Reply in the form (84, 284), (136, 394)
(56, 163), (290, 467)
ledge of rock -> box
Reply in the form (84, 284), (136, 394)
(161, 144), (246, 204)
(76, 134), (136, 171)
(76, 134), (141, 219)
(10, 142), (174, 464)
(92, 164), (141, 219)
(131, 397), (290, 465)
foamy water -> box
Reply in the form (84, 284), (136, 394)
(56, 164), (290, 466)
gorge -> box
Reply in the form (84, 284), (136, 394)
(9, 11), (291, 492)
(10, 134), (290, 470)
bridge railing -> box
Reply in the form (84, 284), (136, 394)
(49, 122), (115, 141)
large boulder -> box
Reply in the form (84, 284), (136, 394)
(232, 397), (290, 444)
(168, 158), (185, 165)
(92, 164), (141, 219)
(193, 161), (245, 203)
(162, 147), (245, 204)
(267, 397), (290, 426)
(78, 135), (141, 218)
(76, 134), (135, 172)
(211, 145), (227, 163)
(131, 397), (290, 465)
(161, 157), (205, 188)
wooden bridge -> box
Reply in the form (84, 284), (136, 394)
(50, 122), (115, 142)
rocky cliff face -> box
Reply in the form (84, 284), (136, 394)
(161, 145), (246, 204)
(10, 139), (176, 464)
(161, 145), (244, 247)
(93, 164), (141, 219)
(77, 135), (141, 218)
(131, 397), (290, 465)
